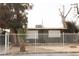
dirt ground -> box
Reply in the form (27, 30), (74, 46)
(7, 43), (79, 55)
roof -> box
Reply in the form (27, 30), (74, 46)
(27, 28), (67, 30)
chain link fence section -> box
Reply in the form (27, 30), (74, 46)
(0, 33), (9, 55)
(1, 33), (79, 55)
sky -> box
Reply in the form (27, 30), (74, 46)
(1, 0), (79, 28)
(26, 0), (79, 28)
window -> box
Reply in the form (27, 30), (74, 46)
(48, 30), (61, 37)
(27, 30), (38, 39)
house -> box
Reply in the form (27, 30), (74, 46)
(26, 28), (67, 43)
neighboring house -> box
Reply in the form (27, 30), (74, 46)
(26, 28), (68, 43)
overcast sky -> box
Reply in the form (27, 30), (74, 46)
(2, 0), (79, 28)
(26, 0), (79, 28)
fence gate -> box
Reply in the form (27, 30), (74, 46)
(0, 33), (9, 55)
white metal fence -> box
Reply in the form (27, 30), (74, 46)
(26, 33), (79, 45)
(0, 33), (79, 55)
(0, 33), (9, 55)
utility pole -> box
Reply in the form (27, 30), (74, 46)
(71, 3), (79, 24)
(62, 5), (65, 28)
(42, 18), (43, 28)
(71, 3), (79, 14)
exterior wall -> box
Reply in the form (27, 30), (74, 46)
(38, 29), (48, 43)
(26, 29), (79, 43)
(26, 29), (63, 43)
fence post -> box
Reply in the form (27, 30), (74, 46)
(63, 32), (64, 47)
(5, 32), (7, 54)
(7, 33), (9, 53)
(5, 32), (9, 54)
(35, 33), (37, 53)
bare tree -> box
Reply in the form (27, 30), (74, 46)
(59, 5), (72, 28)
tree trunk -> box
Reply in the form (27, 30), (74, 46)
(18, 34), (26, 52)
(10, 30), (20, 46)
(20, 42), (26, 52)
(18, 28), (26, 52)
(10, 28), (26, 52)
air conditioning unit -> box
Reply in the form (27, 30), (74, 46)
(36, 25), (43, 28)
